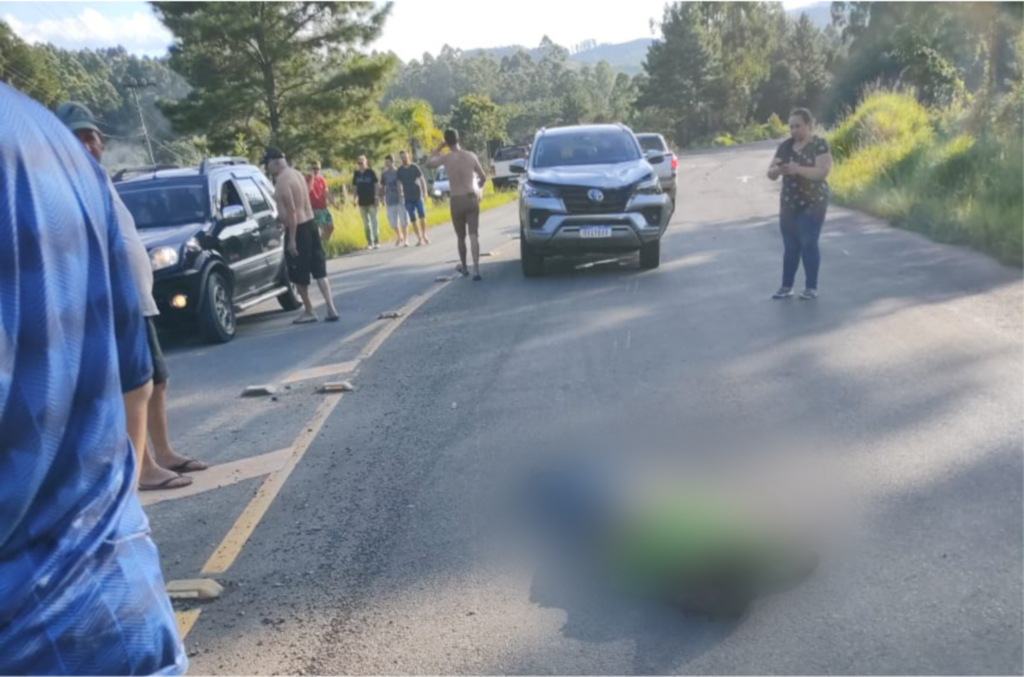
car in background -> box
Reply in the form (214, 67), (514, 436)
(430, 166), (450, 202)
(491, 144), (530, 190)
(113, 157), (301, 343)
(511, 124), (673, 277)
(635, 133), (678, 203)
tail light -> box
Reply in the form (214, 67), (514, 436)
(670, 154), (678, 171)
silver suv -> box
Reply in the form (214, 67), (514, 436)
(510, 124), (673, 277)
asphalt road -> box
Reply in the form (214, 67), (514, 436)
(148, 142), (1023, 675)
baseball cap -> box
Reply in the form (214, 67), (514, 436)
(54, 101), (101, 134)
(261, 147), (285, 165)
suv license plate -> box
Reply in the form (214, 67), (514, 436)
(580, 227), (612, 239)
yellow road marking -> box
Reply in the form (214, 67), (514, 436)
(174, 609), (202, 640)
(200, 394), (342, 575)
(140, 448), (292, 507)
(340, 319), (387, 345)
(281, 360), (359, 385)
(359, 281), (451, 360)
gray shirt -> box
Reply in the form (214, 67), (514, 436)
(380, 168), (403, 206)
(108, 177), (159, 317)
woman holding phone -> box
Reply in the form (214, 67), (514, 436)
(767, 108), (832, 300)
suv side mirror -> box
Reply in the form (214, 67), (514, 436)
(646, 153), (666, 165)
(510, 159), (526, 174)
(219, 204), (246, 226)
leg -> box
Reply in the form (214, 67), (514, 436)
(369, 206), (380, 246)
(451, 197), (468, 272)
(360, 207), (373, 247)
(779, 209), (801, 289)
(148, 380), (205, 473)
(467, 197), (481, 277)
(797, 205), (826, 290)
(310, 228), (338, 319)
(418, 201), (429, 244)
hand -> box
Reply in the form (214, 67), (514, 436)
(779, 162), (798, 176)
(434, 142), (447, 154)
(287, 242), (299, 258)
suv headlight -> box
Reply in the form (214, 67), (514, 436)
(523, 182), (556, 199)
(149, 246), (179, 271)
(635, 175), (662, 195)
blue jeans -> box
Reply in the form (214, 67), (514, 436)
(780, 203), (827, 289)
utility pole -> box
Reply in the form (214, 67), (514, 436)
(123, 78), (156, 165)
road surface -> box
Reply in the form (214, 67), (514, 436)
(146, 141), (1023, 675)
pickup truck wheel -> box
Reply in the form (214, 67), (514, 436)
(639, 239), (661, 270)
(198, 271), (236, 343)
(520, 231), (544, 277)
(277, 283), (302, 311)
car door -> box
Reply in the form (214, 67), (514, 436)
(236, 175), (283, 288)
(214, 177), (265, 298)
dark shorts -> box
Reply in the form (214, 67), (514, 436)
(145, 317), (168, 385)
(450, 193), (480, 238)
(405, 199), (426, 220)
(287, 219), (328, 286)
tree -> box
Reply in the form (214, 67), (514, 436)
(635, 2), (724, 146)
(153, 2), (396, 157)
(384, 98), (442, 158)
(0, 20), (64, 107)
(449, 94), (508, 158)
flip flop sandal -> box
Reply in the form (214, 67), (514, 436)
(293, 316), (319, 325)
(140, 474), (193, 491)
(168, 458), (208, 473)
(456, 264), (470, 277)
(325, 314), (341, 322)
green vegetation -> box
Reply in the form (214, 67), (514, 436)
(319, 183), (518, 258)
(829, 91), (1023, 266)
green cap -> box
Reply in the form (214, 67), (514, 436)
(54, 101), (101, 134)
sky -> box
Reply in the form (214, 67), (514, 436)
(3, 1), (823, 61)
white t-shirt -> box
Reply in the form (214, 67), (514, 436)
(107, 178), (159, 317)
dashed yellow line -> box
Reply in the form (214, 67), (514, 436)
(174, 609), (202, 640)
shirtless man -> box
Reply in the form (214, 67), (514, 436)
(262, 147), (340, 323)
(426, 129), (488, 280)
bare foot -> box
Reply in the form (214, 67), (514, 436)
(154, 451), (208, 473)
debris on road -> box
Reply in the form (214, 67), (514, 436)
(241, 385), (277, 397)
(379, 310), (403, 319)
(435, 276), (452, 282)
(165, 578), (224, 600)
(320, 381), (355, 393)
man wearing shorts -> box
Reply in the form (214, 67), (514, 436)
(352, 155), (380, 249)
(58, 100), (208, 492)
(380, 154), (409, 246)
(426, 129), (488, 280)
(263, 147), (340, 324)
(397, 150), (430, 246)
(307, 160), (338, 243)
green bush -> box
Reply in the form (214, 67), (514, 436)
(765, 113), (788, 139)
(828, 90), (1023, 266)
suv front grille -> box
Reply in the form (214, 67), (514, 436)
(559, 186), (631, 214)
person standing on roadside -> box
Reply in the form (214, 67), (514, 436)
(397, 150), (431, 247)
(426, 129), (488, 280)
(380, 154), (410, 247)
(56, 100), (208, 492)
(264, 147), (340, 324)
(307, 160), (339, 245)
(767, 108), (832, 300)
(353, 155), (381, 249)
(0, 83), (185, 675)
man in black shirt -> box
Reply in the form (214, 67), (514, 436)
(397, 150), (430, 246)
(352, 155), (381, 249)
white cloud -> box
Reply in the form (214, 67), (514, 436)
(3, 7), (173, 56)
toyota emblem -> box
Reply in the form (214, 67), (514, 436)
(587, 189), (604, 203)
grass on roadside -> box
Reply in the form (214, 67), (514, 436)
(827, 90), (1023, 266)
(321, 184), (518, 258)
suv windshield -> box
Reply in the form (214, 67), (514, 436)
(434, 167), (447, 181)
(532, 130), (640, 168)
(118, 184), (210, 229)
(637, 135), (667, 152)
(494, 146), (527, 162)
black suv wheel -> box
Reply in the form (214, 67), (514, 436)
(639, 239), (661, 270)
(521, 229), (544, 277)
(198, 270), (236, 343)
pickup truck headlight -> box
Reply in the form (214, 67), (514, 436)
(149, 246), (179, 271)
(635, 175), (662, 195)
(523, 182), (556, 199)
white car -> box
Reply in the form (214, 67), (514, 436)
(491, 145), (530, 190)
(635, 133), (678, 203)
(430, 166), (449, 201)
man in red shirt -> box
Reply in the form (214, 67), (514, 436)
(306, 161), (338, 244)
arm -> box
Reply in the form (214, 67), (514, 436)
(424, 143), (446, 169)
(792, 152), (832, 181)
(277, 181), (300, 255)
(767, 156), (783, 181)
(418, 173), (429, 202)
(472, 154), (487, 189)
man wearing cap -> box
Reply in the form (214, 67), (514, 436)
(1, 83), (186, 675)
(263, 147), (340, 324)
(55, 100), (207, 491)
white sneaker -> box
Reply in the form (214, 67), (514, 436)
(772, 287), (794, 300)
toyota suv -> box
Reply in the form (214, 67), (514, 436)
(113, 157), (301, 343)
(511, 124), (673, 276)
